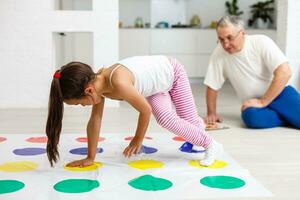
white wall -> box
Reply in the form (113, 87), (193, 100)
(119, 0), (188, 27)
(277, 0), (300, 90)
(186, 0), (268, 28)
(119, 0), (275, 28)
(151, 0), (187, 27)
(0, 0), (119, 108)
(119, 0), (151, 27)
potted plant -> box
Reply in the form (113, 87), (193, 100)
(225, 0), (243, 16)
(248, 0), (275, 29)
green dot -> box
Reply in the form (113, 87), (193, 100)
(128, 175), (172, 191)
(0, 180), (25, 194)
(54, 179), (100, 193)
(200, 176), (245, 189)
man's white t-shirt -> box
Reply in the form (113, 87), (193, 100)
(204, 34), (288, 101)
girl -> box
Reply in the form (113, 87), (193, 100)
(46, 55), (223, 167)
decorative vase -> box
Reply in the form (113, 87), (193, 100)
(210, 21), (218, 29)
(256, 18), (269, 29)
(190, 15), (201, 28)
(135, 17), (144, 28)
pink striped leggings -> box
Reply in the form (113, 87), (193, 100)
(146, 58), (212, 148)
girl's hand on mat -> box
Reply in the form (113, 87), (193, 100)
(123, 136), (143, 158)
(205, 114), (223, 125)
(242, 98), (265, 111)
(66, 157), (94, 168)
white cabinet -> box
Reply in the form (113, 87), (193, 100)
(119, 29), (150, 58)
(119, 28), (277, 78)
(197, 30), (218, 53)
(150, 29), (200, 77)
(151, 29), (198, 54)
(247, 29), (276, 39)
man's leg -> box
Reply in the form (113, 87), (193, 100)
(269, 86), (300, 129)
(242, 107), (286, 128)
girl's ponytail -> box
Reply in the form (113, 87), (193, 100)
(45, 62), (96, 167)
(46, 71), (64, 167)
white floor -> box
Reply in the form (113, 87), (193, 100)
(0, 82), (300, 200)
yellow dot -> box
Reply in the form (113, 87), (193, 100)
(64, 162), (103, 171)
(0, 161), (38, 172)
(189, 160), (227, 169)
(128, 159), (164, 170)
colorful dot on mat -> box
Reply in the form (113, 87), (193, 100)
(13, 147), (46, 156)
(26, 136), (48, 143)
(0, 137), (7, 142)
(179, 142), (206, 153)
(128, 159), (164, 170)
(64, 162), (103, 172)
(200, 175), (245, 189)
(128, 175), (172, 191)
(189, 160), (228, 169)
(69, 147), (103, 155)
(140, 145), (158, 154)
(0, 180), (25, 194)
(54, 179), (100, 193)
(125, 136), (153, 141)
(76, 137), (105, 143)
(0, 161), (38, 172)
(172, 136), (185, 142)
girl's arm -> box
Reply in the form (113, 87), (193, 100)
(66, 97), (105, 167)
(87, 97), (105, 160)
(115, 82), (152, 158)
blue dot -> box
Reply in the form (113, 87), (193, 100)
(69, 147), (103, 155)
(179, 142), (205, 153)
(140, 145), (158, 154)
(13, 148), (46, 156)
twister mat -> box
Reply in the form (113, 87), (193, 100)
(0, 133), (272, 199)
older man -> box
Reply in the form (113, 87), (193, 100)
(204, 16), (300, 129)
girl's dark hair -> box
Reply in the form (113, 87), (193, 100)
(46, 62), (96, 166)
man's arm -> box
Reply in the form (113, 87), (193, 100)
(261, 62), (292, 105)
(205, 86), (223, 124)
(242, 62), (292, 110)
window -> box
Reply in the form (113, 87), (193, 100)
(54, 0), (92, 10)
(53, 32), (93, 68)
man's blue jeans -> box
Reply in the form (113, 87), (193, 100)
(242, 86), (300, 129)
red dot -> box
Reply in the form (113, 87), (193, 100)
(26, 136), (48, 143)
(172, 136), (186, 142)
(124, 136), (153, 141)
(0, 137), (7, 142)
(76, 137), (105, 142)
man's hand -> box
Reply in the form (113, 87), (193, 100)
(66, 157), (94, 168)
(205, 114), (223, 125)
(241, 98), (265, 111)
(123, 136), (143, 158)
(205, 123), (219, 130)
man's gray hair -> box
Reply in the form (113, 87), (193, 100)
(217, 16), (244, 30)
